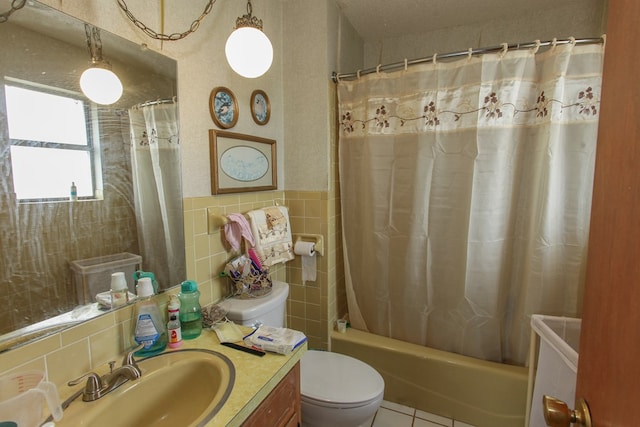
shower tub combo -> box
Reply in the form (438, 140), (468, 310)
(331, 328), (529, 427)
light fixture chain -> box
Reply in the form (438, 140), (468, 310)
(93, 26), (103, 53)
(84, 24), (94, 59)
(235, 0), (263, 31)
(84, 24), (105, 61)
(0, 0), (26, 24)
(116, 0), (216, 41)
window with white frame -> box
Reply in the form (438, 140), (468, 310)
(5, 80), (99, 201)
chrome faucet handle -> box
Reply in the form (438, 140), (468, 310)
(68, 372), (103, 401)
(122, 343), (145, 368)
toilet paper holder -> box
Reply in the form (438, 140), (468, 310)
(293, 234), (324, 256)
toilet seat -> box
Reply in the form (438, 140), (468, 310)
(300, 350), (384, 408)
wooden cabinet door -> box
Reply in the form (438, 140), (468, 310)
(243, 363), (301, 427)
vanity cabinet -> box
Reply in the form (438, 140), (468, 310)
(242, 362), (301, 427)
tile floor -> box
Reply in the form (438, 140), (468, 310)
(370, 400), (477, 427)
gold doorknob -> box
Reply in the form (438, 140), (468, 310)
(542, 395), (592, 427)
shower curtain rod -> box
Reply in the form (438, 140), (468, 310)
(331, 36), (605, 83)
(132, 96), (177, 109)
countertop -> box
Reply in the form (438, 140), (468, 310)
(184, 329), (307, 427)
(53, 328), (307, 427)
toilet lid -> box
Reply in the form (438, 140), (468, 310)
(301, 351), (384, 405)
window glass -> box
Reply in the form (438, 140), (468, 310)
(4, 82), (96, 201)
(10, 146), (93, 200)
(5, 85), (88, 145)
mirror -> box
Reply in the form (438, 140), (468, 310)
(0, 1), (185, 350)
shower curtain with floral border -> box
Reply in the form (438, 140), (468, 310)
(128, 102), (185, 290)
(337, 42), (604, 365)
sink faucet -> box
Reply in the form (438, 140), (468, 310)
(68, 343), (143, 402)
(41, 344), (144, 425)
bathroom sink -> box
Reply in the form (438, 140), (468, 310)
(55, 349), (235, 427)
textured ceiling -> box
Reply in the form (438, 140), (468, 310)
(335, 0), (589, 42)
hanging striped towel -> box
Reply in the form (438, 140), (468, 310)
(246, 206), (295, 267)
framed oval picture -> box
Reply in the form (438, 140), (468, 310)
(250, 89), (270, 125)
(209, 130), (277, 194)
(209, 87), (238, 129)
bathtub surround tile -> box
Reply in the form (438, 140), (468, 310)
(453, 421), (477, 427)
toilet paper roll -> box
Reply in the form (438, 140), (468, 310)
(294, 241), (317, 283)
(294, 241), (315, 256)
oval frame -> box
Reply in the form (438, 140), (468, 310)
(209, 86), (238, 129)
(250, 89), (270, 125)
(209, 130), (277, 194)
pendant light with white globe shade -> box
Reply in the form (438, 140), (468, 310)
(225, 0), (273, 78)
(80, 24), (123, 105)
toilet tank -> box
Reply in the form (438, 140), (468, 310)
(218, 280), (289, 328)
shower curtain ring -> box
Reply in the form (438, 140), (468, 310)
(404, 58), (408, 71)
(499, 43), (508, 58)
(376, 64), (381, 75)
(432, 53), (438, 64)
(356, 69), (361, 79)
(533, 40), (541, 54)
(467, 47), (473, 60)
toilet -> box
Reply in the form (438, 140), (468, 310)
(219, 280), (385, 427)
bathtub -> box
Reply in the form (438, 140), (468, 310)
(331, 328), (528, 427)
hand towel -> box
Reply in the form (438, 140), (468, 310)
(264, 206), (287, 228)
(224, 213), (255, 251)
(247, 206), (294, 266)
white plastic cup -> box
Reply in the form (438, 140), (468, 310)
(336, 319), (347, 333)
(110, 272), (127, 291)
(110, 272), (129, 307)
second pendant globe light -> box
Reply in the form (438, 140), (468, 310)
(225, 0), (273, 78)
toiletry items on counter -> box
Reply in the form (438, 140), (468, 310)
(110, 271), (129, 308)
(133, 277), (167, 356)
(167, 295), (182, 348)
(133, 270), (158, 294)
(178, 280), (202, 339)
